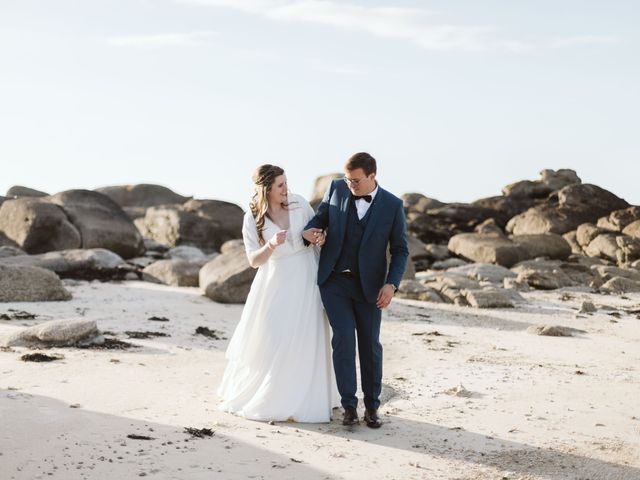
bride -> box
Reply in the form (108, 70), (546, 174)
(217, 164), (339, 422)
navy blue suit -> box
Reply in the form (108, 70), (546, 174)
(304, 179), (409, 410)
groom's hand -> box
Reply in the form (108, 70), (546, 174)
(376, 284), (395, 309)
(303, 228), (325, 246)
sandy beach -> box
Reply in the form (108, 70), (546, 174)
(1, 279), (638, 480)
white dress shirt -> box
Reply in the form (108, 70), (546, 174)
(355, 184), (379, 220)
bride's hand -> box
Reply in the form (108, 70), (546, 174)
(268, 230), (287, 249)
(315, 232), (326, 247)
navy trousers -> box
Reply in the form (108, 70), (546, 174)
(320, 273), (383, 411)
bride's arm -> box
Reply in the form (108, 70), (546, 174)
(242, 212), (285, 268)
(246, 241), (274, 268)
(300, 195), (326, 248)
(302, 181), (334, 245)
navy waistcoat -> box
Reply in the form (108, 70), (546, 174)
(334, 198), (372, 275)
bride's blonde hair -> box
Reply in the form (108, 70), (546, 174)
(250, 164), (287, 246)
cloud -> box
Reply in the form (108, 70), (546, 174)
(107, 31), (217, 48)
(178, 0), (526, 52)
(307, 59), (365, 75)
(550, 35), (622, 49)
(174, 0), (621, 54)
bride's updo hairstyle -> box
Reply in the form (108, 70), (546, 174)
(250, 164), (286, 246)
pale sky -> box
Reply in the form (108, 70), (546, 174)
(1, 0), (638, 209)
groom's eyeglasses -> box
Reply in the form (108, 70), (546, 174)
(344, 177), (366, 186)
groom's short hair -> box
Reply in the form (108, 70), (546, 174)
(345, 152), (377, 176)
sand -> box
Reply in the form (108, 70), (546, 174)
(1, 280), (639, 480)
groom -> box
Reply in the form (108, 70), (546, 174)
(303, 152), (408, 428)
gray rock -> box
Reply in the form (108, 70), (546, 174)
(463, 289), (514, 308)
(510, 233), (572, 260)
(0, 231), (20, 249)
(512, 259), (574, 290)
(431, 258), (468, 270)
(142, 199), (243, 253)
(516, 268), (573, 290)
(590, 265), (640, 284)
(0, 197), (81, 253)
(0, 248), (128, 280)
(95, 184), (191, 208)
(142, 259), (204, 287)
(501, 169), (580, 198)
(0, 245), (25, 258)
(126, 256), (156, 269)
(472, 195), (542, 225)
(49, 189), (145, 259)
(122, 206), (147, 221)
(447, 263), (516, 284)
(409, 202), (509, 245)
(0, 264), (72, 302)
(557, 262), (596, 285)
(0, 319), (100, 347)
(506, 184), (629, 235)
(402, 254), (416, 280)
(576, 223), (606, 247)
(579, 301), (597, 314)
(502, 179), (552, 198)
(527, 324), (584, 337)
(474, 218), (505, 236)
(407, 235), (428, 260)
(6, 186), (49, 198)
(584, 234), (620, 262)
(599, 276), (640, 294)
(165, 245), (207, 261)
(562, 231), (583, 255)
(310, 174), (343, 209)
(220, 239), (246, 255)
(616, 235), (640, 264)
(200, 249), (257, 303)
(448, 233), (528, 267)
(503, 277), (531, 291)
(622, 220), (640, 239)
(427, 274), (482, 291)
(568, 254), (609, 268)
(396, 280), (444, 302)
(143, 238), (170, 253)
(425, 244), (450, 261)
(596, 206), (640, 232)
(402, 193), (446, 214)
(425, 274), (481, 305)
(134, 217), (148, 238)
(540, 169), (582, 191)
(444, 384), (475, 398)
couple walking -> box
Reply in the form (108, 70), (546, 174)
(217, 152), (409, 428)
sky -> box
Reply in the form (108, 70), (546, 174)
(1, 0), (639, 209)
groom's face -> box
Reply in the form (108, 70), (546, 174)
(344, 168), (376, 196)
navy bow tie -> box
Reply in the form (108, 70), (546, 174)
(353, 194), (372, 203)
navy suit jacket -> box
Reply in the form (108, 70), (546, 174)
(304, 179), (409, 304)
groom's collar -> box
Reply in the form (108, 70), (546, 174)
(357, 182), (379, 200)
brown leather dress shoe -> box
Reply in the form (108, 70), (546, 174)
(364, 408), (382, 428)
(342, 406), (359, 426)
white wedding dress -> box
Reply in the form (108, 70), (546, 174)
(217, 194), (339, 422)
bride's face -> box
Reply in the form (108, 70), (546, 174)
(268, 174), (288, 204)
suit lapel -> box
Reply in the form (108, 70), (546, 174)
(338, 193), (350, 242)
